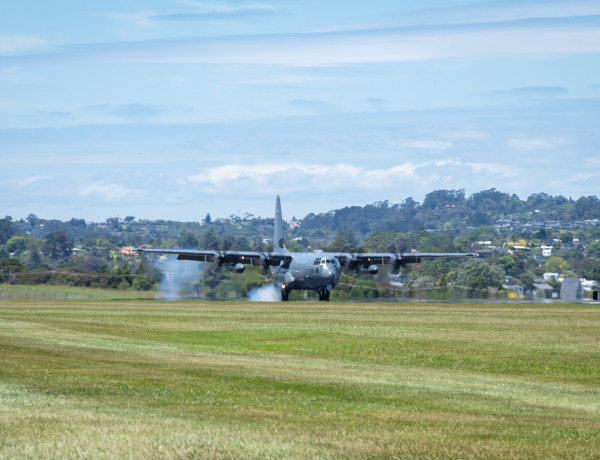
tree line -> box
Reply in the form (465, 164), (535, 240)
(2, 188), (600, 299)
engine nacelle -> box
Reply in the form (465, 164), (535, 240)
(229, 263), (246, 273)
(361, 264), (379, 275)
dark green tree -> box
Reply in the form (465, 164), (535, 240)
(458, 258), (504, 290)
(586, 240), (600, 259)
(177, 231), (199, 249)
(27, 214), (40, 227)
(497, 255), (516, 274)
(6, 236), (26, 255)
(69, 218), (86, 228)
(44, 231), (73, 260)
(132, 263), (157, 290)
(326, 230), (354, 252)
(106, 217), (121, 229)
(0, 219), (14, 245)
(203, 228), (219, 249)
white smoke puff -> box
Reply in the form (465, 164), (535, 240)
(155, 258), (206, 300)
(247, 285), (282, 302)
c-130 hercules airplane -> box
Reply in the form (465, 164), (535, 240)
(135, 196), (477, 301)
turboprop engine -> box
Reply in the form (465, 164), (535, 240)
(361, 264), (379, 275)
(229, 263), (246, 273)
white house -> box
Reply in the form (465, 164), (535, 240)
(540, 245), (553, 257)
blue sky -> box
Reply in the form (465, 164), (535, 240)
(1, 1), (599, 222)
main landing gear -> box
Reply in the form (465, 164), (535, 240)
(318, 288), (330, 302)
(281, 286), (331, 301)
(281, 285), (291, 301)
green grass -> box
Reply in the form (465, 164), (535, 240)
(0, 284), (156, 301)
(0, 300), (599, 459)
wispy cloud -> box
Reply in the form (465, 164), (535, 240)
(16, 176), (53, 186)
(506, 136), (567, 151)
(235, 74), (332, 87)
(154, 4), (276, 22)
(489, 86), (569, 99)
(6, 16), (600, 66)
(393, 0), (600, 27)
(79, 182), (141, 200)
(86, 103), (164, 121)
(0, 36), (46, 54)
(286, 99), (334, 114)
(104, 4), (277, 26)
(402, 140), (453, 150)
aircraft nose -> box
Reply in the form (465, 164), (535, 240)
(325, 268), (337, 282)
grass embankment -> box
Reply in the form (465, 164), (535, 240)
(0, 301), (598, 459)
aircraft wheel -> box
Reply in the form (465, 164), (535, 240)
(318, 289), (330, 301)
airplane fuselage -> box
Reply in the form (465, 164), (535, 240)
(270, 252), (341, 300)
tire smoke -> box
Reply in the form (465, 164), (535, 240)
(155, 258), (206, 300)
(247, 285), (282, 302)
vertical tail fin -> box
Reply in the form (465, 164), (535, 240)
(274, 195), (287, 253)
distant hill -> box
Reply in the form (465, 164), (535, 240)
(5, 189), (600, 245)
(296, 189), (600, 239)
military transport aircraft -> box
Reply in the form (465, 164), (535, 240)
(134, 196), (477, 301)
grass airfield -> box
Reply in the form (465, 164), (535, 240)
(0, 298), (599, 459)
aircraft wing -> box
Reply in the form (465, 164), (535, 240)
(133, 248), (293, 268)
(333, 252), (478, 269)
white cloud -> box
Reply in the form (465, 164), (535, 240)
(506, 136), (566, 151)
(79, 182), (139, 200)
(187, 162), (425, 189)
(182, 160), (538, 206)
(465, 162), (516, 178)
(17, 176), (52, 186)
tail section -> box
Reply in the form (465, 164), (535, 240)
(274, 195), (288, 254)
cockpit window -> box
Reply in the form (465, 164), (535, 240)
(320, 258), (337, 266)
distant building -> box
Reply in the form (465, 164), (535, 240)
(508, 245), (530, 254)
(580, 279), (599, 293)
(560, 278), (582, 301)
(532, 281), (555, 299)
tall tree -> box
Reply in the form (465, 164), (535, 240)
(0, 219), (14, 245)
(458, 258), (504, 290)
(177, 232), (199, 249)
(44, 231), (73, 260)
